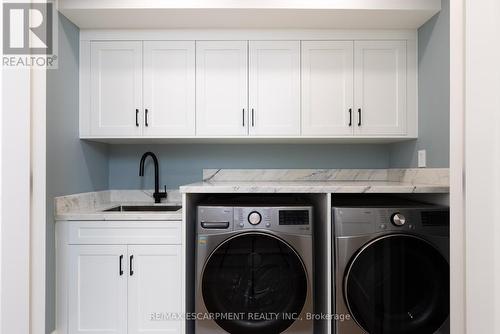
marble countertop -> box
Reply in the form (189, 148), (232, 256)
(55, 169), (449, 221)
(179, 168), (449, 194)
(55, 190), (182, 221)
(179, 180), (449, 194)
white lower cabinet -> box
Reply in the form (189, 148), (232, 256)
(128, 245), (183, 334)
(60, 221), (184, 334)
(68, 245), (128, 334)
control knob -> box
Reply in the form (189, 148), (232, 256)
(391, 213), (406, 226)
(248, 211), (262, 225)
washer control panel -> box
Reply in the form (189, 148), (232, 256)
(197, 205), (313, 235)
(234, 206), (313, 234)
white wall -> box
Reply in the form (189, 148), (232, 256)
(464, 0), (500, 332)
(1, 61), (32, 334)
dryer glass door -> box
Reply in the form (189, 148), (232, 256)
(202, 233), (307, 334)
(344, 234), (449, 334)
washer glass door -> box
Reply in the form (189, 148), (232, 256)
(202, 233), (307, 334)
(344, 234), (449, 334)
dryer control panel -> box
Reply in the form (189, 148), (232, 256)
(332, 206), (449, 238)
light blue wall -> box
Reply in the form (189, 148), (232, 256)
(108, 1), (451, 186)
(390, 0), (450, 167)
(108, 144), (391, 189)
(46, 14), (109, 333)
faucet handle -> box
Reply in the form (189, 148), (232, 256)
(163, 185), (167, 194)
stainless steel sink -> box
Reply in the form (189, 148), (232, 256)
(103, 205), (182, 212)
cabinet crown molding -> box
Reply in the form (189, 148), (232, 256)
(60, 0), (441, 29)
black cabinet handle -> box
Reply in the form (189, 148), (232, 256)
(242, 108), (245, 127)
(129, 255), (134, 276)
(119, 255), (124, 276)
(145, 109), (149, 127)
(348, 108), (352, 127)
(135, 109), (139, 127)
(251, 108), (255, 127)
(358, 108), (362, 126)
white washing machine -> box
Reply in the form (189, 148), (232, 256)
(196, 203), (314, 334)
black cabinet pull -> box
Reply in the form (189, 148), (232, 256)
(251, 108), (255, 127)
(145, 109), (149, 127)
(135, 109), (139, 127)
(129, 255), (134, 276)
(242, 108), (245, 127)
(348, 108), (352, 127)
(119, 255), (124, 276)
(358, 108), (362, 126)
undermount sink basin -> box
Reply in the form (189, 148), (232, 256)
(103, 205), (182, 212)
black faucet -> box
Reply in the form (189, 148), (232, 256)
(139, 152), (167, 203)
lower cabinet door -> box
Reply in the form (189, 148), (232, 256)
(68, 245), (127, 334)
(128, 245), (183, 334)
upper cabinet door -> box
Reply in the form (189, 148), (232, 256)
(90, 41), (143, 137)
(68, 245), (127, 334)
(301, 41), (354, 136)
(196, 41), (248, 136)
(143, 41), (195, 136)
(249, 41), (301, 136)
(354, 40), (407, 136)
(128, 245), (183, 334)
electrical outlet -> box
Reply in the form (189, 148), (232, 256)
(418, 150), (427, 168)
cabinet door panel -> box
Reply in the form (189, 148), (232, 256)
(196, 41), (248, 136)
(354, 41), (407, 135)
(249, 41), (300, 136)
(90, 41), (142, 136)
(143, 41), (195, 136)
(68, 245), (127, 334)
(302, 41), (354, 136)
(128, 245), (183, 334)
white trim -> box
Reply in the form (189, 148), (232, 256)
(449, 0), (465, 333)
(30, 66), (46, 334)
(60, 0), (441, 11)
(79, 41), (91, 137)
(77, 136), (417, 144)
(80, 29), (417, 41)
(0, 5), (47, 332)
(1, 68), (31, 334)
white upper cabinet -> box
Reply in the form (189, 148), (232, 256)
(143, 41), (195, 136)
(248, 41), (300, 136)
(90, 41), (143, 137)
(128, 245), (183, 334)
(68, 245), (127, 334)
(81, 33), (416, 141)
(301, 41), (354, 136)
(354, 40), (407, 136)
(196, 41), (248, 136)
